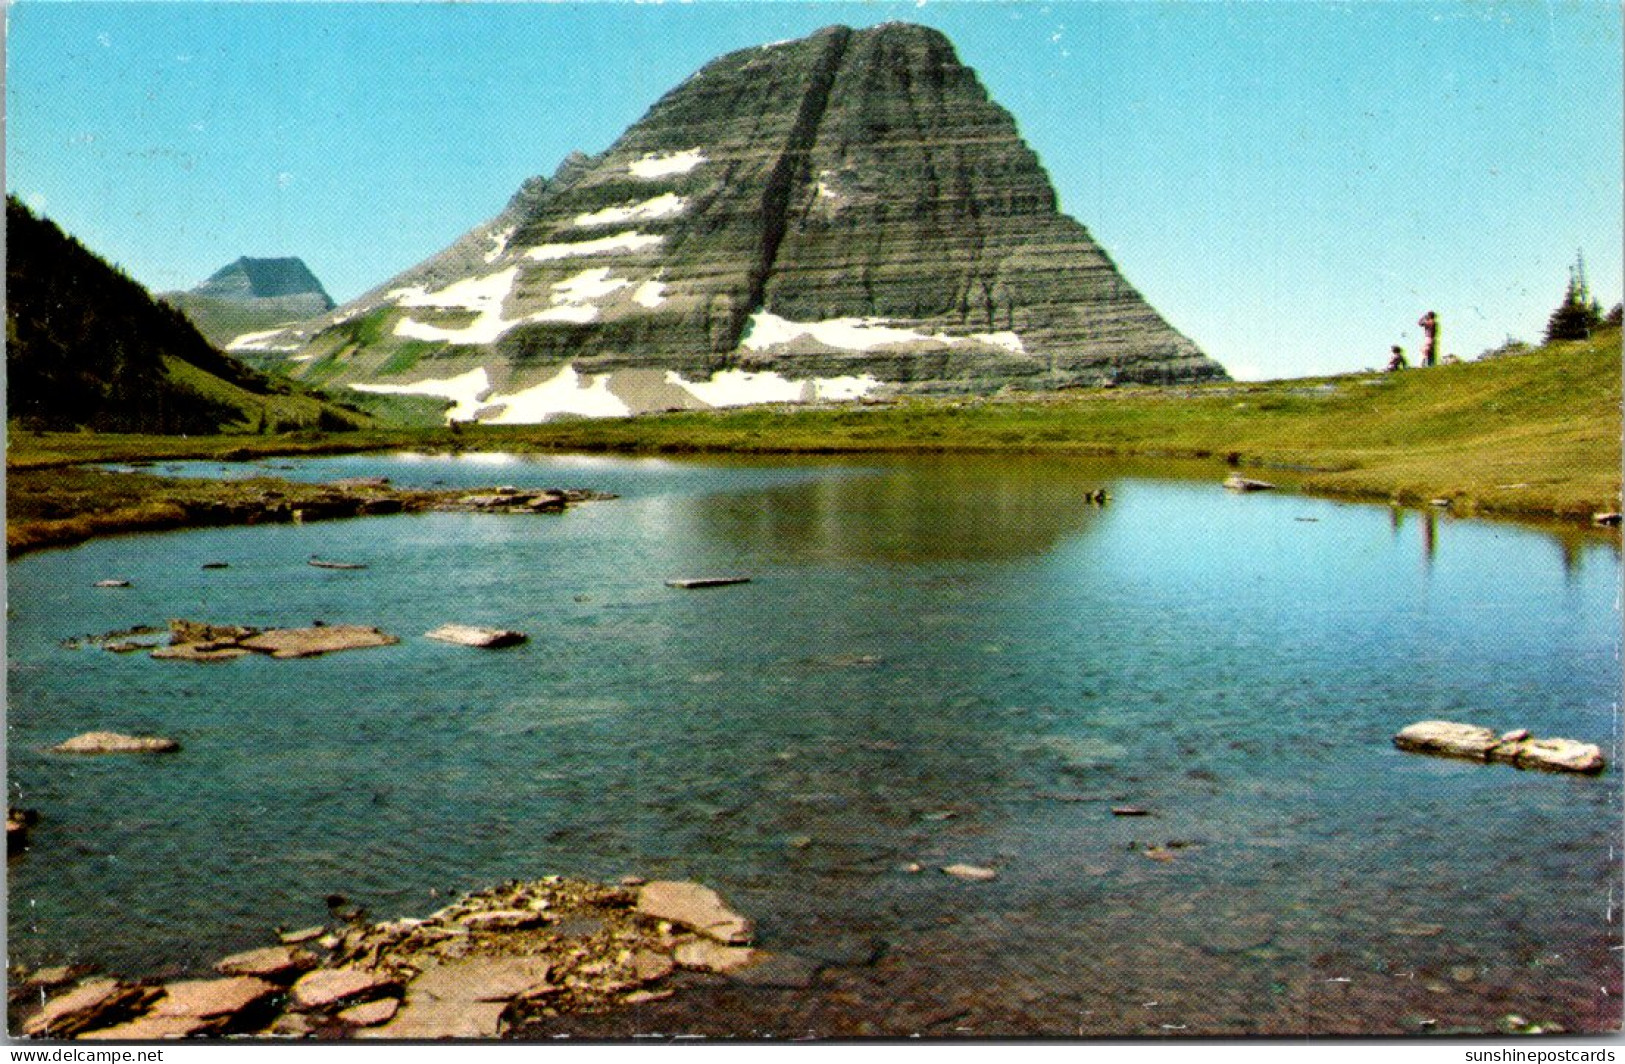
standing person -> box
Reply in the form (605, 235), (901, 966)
(1418, 311), (1440, 367)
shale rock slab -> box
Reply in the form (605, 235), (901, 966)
(636, 881), (753, 944)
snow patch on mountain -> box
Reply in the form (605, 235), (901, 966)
(526, 231), (665, 262)
(627, 149), (706, 179)
(633, 279), (668, 308)
(482, 364), (630, 423)
(741, 312), (960, 352)
(573, 194), (687, 228)
(350, 366), (492, 422)
(971, 331), (1025, 354)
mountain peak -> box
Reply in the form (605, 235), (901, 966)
(197, 257), (334, 304)
(276, 23), (1223, 423)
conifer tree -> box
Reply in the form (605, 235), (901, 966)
(1545, 251), (1603, 342)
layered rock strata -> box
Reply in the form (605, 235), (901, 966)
(273, 23), (1223, 422)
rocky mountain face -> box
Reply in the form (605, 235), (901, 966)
(272, 23), (1224, 423)
(164, 257), (336, 350)
(5, 199), (367, 434)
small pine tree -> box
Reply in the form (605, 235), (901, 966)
(1545, 251), (1604, 342)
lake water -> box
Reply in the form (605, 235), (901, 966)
(8, 453), (1620, 1035)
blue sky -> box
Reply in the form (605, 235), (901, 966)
(8, 1), (1621, 380)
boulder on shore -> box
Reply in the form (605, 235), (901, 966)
(51, 732), (180, 755)
(425, 624), (528, 649)
(22, 979), (159, 1038)
(635, 881), (754, 944)
(1394, 720), (1605, 774)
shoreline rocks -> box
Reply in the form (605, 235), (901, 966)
(1393, 720), (1606, 774)
(16, 876), (766, 1041)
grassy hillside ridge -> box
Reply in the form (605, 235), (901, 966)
(5, 197), (370, 435)
(9, 329), (1619, 529)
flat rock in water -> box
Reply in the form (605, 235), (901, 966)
(673, 939), (759, 974)
(410, 957), (553, 1003)
(92, 579), (132, 588)
(289, 967), (400, 1011)
(238, 625), (398, 659)
(359, 999), (507, 1040)
(664, 577), (751, 589)
(1392, 721), (1501, 761)
(941, 863), (998, 881)
(636, 881), (753, 944)
(278, 926), (327, 945)
(1223, 475), (1276, 492)
(215, 945), (318, 981)
(1492, 736), (1606, 774)
(151, 976), (278, 1018)
(22, 979), (158, 1038)
(1395, 720), (1605, 774)
(425, 624), (528, 649)
(51, 731), (180, 755)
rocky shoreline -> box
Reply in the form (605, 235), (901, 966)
(11, 877), (800, 1040)
(6, 469), (615, 557)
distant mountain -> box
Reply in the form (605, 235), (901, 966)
(5, 198), (368, 434)
(163, 256), (336, 350)
(272, 22), (1224, 424)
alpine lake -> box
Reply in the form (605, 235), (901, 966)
(8, 452), (1620, 1036)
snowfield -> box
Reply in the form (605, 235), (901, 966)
(482, 364), (630, 423)
(741, 312), (959, 352)
(225, 327), (301, 352)
(573, 193), (687, 228)
(627, 148), (706, 179)
(525, 231), (665, 262)
(350, 367), (492, 422)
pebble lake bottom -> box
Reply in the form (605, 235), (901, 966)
(8, 453), (1620, 1036)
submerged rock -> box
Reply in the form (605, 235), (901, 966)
(425, 624), (528, 649)
(672, 939), (759, 974)
(51, 732), (180, 755)
(1394, 720), (1605, 774)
